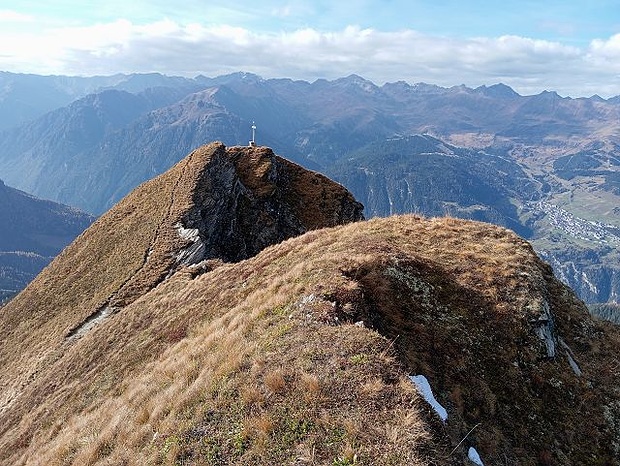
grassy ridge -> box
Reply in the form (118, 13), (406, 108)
(1, 141), (619, 465)
(1, 215), (619, 465)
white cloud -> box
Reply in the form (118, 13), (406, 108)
(589, 34), (620, 61)
(0, 10), (34, 23)
(0, 19), (619, 97)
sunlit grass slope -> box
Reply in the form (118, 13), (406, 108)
(0, 144), (618, 465)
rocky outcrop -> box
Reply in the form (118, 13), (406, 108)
(176, 144), (364, 264)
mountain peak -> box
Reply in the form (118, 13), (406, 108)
(536, 89), (565, 100)
(0, 140), (364, 324)
(176, 143), (364, 265)
(212, 71), (264, 86)
(475, 83), (520, 98)
(334, 74), (379, 92)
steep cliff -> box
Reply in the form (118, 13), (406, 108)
(541, 248), (620, 305)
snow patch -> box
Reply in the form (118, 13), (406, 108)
(66, 305), (117, 342)
(403, 179), (412, 196)
(559, 338), (582, 377)
(566, 352), (582, 377)
(468, 446), (485, 465)
(175, 222), (206, 265)
(176, 223), (200, 242)
(408, 374), (447, 422)
(387, 191), (394, 215)
(581, 271), (599, 294)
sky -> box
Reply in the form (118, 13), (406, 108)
(1, 1), (619, 97)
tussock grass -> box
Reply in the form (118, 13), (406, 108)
(1, 211), (619, 465)
(0, 144), (221, 425)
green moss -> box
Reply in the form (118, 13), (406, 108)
(161, 434), (179, 456)
(350, 353), (369, 365)
(332, 457), (357, 466)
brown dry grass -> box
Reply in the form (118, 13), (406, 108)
(9, 238), (436, 465)
(1, 205), (619, 465)
(0, 144), (224, 410)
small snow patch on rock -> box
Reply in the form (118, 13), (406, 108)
(468, 446), (484, 465)
(408, 374), (447, 422)
(175, 222), (206, 266)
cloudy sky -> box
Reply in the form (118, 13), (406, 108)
(1, 0), (619, 97)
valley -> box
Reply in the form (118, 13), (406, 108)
(0, 178), (94, 303)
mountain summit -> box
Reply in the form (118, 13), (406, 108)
(0, 144), (619, 465)
(0, 141), (363, 336)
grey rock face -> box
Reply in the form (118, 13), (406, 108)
(540, 250), (620, 305)
(175, 143), (365, 265)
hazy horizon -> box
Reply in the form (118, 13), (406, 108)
(1, 1), (619, 97)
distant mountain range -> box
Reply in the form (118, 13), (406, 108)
(0, 178), (94, 302)
(0, 71), (619, 306)
(0, 71), (209, 131)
